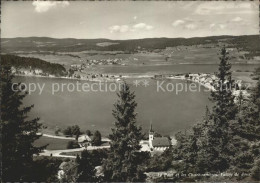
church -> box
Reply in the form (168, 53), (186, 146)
(148, 124), (171, 151)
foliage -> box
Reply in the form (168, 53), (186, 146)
(76, 150), (97, 182)
(1, 65), (45, 181)
(210, 47), (237, 121)
(67, 140), (80, 149)
(86, 129), (92, 136)
(152, 48), (259, 182)
(145, 149), (173, 172)
(1, 54), (66, 76)
(31, 156), (62, 182)
(63, 125), (81, 137)
(102, 83), (146, 182)
(59, 160), (79, 182)
(251, 158), (260, 181)
(92, 130), (102, 146)
(61, 149), (108, 182)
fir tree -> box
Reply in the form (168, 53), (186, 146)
(210, 47), (237, 122)
(102, 83), (145, 182)
(182, 47), (237, 174)
(1, 65), (44, 181)
(237, 77), (260, 140)
(92, 130), (102, 146)
(76, 150), (97, 182)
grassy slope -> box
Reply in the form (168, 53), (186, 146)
(34, 136), (75, 150)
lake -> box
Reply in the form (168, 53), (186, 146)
(17, 76), (212, 137)
(17, 64), (259, 136)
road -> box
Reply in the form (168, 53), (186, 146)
(35, 133), (111, 158)
(38, 146), (110, 158)
(37, 133), (75, 140)
(38, 133), (111, 142)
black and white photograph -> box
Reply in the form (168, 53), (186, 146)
(1, 0), (260, 182)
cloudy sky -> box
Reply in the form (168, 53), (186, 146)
(1, 1), (259, 39)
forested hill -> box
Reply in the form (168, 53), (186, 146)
(1, 35), (260, 58)
(1, 54), (66, 76)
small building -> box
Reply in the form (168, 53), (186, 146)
(149, 124), (171, 151)
(78, 135), (92, 147)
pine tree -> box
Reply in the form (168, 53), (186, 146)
(210, 47), (237, 122)
(102, 83), (145, 182)
(1, 65), (44, 181)
(202, 47), (238, 172)
(76, 150), (97, 182)
(92, 130), (102, 146)
(192, 47), (237, 173)
(238, 77), (260, 140)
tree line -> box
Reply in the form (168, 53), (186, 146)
(2, 35), (260, 58)
(1, 54), (66, 76)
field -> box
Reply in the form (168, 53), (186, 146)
(12, 45), (258, 70)
(34, 136), (75, 150)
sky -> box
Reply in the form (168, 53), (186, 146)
(1, 1), (259, 39)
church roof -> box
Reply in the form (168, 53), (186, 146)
(152, 137), (171, 147)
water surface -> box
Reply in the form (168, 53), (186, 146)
(18, 76), (213, 136)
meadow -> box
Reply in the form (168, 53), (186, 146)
(34, 136), (75, 150)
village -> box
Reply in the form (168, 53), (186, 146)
(38, 124), (175, 159)
(37, 124), (177, 180)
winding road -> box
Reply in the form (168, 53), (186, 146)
(38, 146), (110, 158)
(36, 133), (110, 158)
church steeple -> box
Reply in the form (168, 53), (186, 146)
(149, 123), (154, 133)
(149, 121), (154, 148)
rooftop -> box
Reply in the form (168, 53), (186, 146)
(152, 137), (171, 147)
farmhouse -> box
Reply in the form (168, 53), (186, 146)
(78, 135), (92, 147)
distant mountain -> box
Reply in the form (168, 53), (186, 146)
(1, 35), (260, 58)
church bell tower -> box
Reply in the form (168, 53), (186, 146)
(149, 123), (154, 148)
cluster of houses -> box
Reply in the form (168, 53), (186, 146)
(69, 72), (123, 82)
(164, 72), (249, 97)
(11, 67), (56, 77)
(187, 73), (250, 99)
(70, 58), (123, 71)
(188, 73), (218, 91)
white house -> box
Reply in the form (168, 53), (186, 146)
(78, 135), (92, 147)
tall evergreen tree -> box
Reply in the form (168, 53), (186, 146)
(102, 83), (145, 182)
(210, 47), (237, 121)
(76, 150), (97, 182)
(1, 65), (44, 181)
(203, 47), (238, 172)
(92, 130), (102, 146)
(237, 76), (260, 140)
(177, 47), (238, 174)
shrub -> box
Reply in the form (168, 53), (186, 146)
(67, 141), (80, 149)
